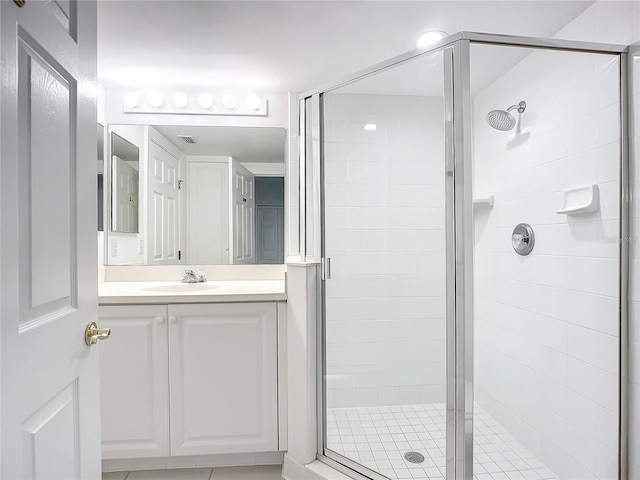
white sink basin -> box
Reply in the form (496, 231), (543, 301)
(142, 283), (218, 293)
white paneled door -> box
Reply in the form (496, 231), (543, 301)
(0, 1), (101, 479)
(112, 155), (139, 233)
(231, 159), (256, 264)
(187, 161), (230, 264)
(148, 141), (181, 264)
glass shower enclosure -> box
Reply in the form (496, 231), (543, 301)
(300, 33), (629, 480)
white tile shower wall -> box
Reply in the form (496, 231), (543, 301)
(323, 94), (446, 409)
(472, 41), (622, 480)
(553, 3), (640, 479)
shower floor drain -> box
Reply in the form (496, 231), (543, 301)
(404, 451), (425, 464)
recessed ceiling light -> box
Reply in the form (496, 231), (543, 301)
(416, 31), (448, 48)
(364, 123), (377, 131)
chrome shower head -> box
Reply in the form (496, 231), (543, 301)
(486, 110), (516, 131)
(486, 101), (526, 131)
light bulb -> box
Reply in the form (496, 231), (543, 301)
(221, 94), (236, 109)
(364, 123), (377, 131)
(198, 93), (213, 109)
(246, 94), (261, 111)
(416, 31), (448, 48)
(122, 92), (139, 108)
(172, 92), (188, 108)
(147, 91), (163, 108)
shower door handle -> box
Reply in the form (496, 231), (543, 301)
(321, 257), (331, 280)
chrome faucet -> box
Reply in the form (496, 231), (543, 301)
(181, 269), (207, 283)
(181, 270), (198, 283)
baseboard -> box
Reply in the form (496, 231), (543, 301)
(102, 451), (284, 472)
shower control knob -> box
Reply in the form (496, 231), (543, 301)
(512, 223), (535, 256)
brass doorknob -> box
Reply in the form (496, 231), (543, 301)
(85, 322), (111, 346)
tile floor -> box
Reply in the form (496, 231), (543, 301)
(102, 465), (283, 480)
(327, 403), (559, 480)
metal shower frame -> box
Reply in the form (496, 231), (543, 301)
(298, 31), (630, 480)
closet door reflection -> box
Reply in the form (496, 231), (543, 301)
(322, 49), (449, 480)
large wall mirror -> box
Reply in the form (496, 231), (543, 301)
(102, 125), (286, 266)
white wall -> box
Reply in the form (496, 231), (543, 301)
(286, 92), (300, 260)
(323, 93), (446, 408)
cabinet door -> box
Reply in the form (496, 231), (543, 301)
(99, 305), (169, 459)
(168, 303), (278, 455)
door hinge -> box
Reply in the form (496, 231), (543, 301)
(178, 179), (184, 190)
(178, 250), (182, 260)
(321, 257), (331, 281)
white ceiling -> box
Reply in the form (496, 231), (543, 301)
(97, 1), (594, 94)
(153, 125), (285, 163)
(99, 1), (596, 161)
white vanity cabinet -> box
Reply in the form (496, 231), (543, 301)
(98, 302), (281, 461)
(168, 303), (278, 455)
(99, 305), (170, 459)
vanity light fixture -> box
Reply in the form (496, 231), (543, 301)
(172, 92), (188, 108)
(416, 30), (448, 48)
(122, 91), (267, 116)
(198, 93), (214, 109)
(122, 92), (139, 108)
(364, 123), (377, 131)
(147, 91), (164, 108)
(221, 94), (237, 110)
(246, 94), (261, 111)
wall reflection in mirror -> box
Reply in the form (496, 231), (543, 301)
(101, 125), (285, 266)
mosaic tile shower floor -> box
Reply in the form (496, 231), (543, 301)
(327, 404), (558, 480)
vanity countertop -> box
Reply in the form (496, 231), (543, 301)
(98, 280), (286, 305)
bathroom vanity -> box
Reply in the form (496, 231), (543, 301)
(97, 267), (287, 469)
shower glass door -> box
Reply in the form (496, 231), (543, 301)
(321, 48), (452, 480)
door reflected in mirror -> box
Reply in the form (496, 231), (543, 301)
(102, 125), (285, 266)
(110, 132), (140, 233)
